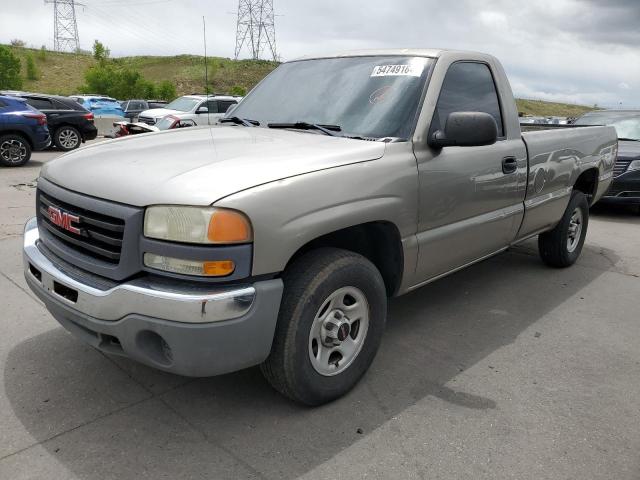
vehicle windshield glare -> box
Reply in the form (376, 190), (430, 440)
(165, 97), (200, 112)
(229, 56), (435, 139)
(574, 112), (640, 141)
(155, 115), (177, 130)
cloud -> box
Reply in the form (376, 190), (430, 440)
(0, 0), (638, 107)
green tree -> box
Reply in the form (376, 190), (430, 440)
(92, 40), (110, 63)
(38, 45), (47, 62)
(157, 81), (176, 100)
(0, 45), (22, 89)
(229, 85), (246, 96)
(26, 53), (39, 81)
(10, 39), (25, 47)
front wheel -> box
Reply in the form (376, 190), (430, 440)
(538, 190), (589, 267)
(0, 134), (31, 167)
(261, 248), (387, 405)
(54, 126), (81, 151)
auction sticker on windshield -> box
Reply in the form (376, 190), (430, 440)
(371, 60), (425, 77)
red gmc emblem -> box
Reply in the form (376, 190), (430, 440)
(47, 206), (81, 235)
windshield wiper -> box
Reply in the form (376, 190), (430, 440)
(618, 137), (640, 142)
(267, 122), (342, 137)
(219, 116), (260, 127)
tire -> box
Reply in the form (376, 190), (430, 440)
(0, 134), (31, 167)
(538, 190), (589, 268)
(54, 126), (81, 151)
(261, 248), (387, 405)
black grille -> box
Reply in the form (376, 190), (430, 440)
(38, 190), (125, 264)
(613, 158), (633, 177)
(138, 116), (155, 125)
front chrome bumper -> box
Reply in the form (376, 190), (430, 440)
(22, 217), (284, 376)
(23, 217), (255, 324)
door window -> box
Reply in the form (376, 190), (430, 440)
(26, 97), (54, 110)
(432, 62), (504, 137)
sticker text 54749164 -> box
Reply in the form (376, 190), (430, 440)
(371, 64), (423, 77)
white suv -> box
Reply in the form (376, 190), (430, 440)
(138, 94), (242, 126)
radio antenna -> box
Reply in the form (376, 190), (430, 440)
(203, 16), (211, 125)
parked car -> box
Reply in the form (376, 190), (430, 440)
(0, 95), (50, 167)
(106, 115), (197, 138)
(137, 94), (241, 126)
(4, 92), (98, 151)
(120, 99), (168, 121)
(574, 110), (640, 210)
(68, 95), (125, 117)
(23, 49), (616, 405)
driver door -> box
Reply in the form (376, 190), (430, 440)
(413, 61), (527, 284)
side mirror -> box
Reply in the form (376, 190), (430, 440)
(196, 106), (209, 114)
(429, 112), (498, 148)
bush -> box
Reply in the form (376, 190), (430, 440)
(10, 39), (25, 47)
(38, 46), (47, 62)
(0, 45), (22, 89)
(82, 63), (173, 100)
(157, 81), (176, 101)
(26, 54), (39, 81)
(229, 85), (247, 96)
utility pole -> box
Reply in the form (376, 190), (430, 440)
(45, 0), (82, 52)
(234, 0), (278, 61)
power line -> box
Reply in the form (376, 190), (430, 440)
(45, 0), (82, 52)
(234, 0), (278, 61)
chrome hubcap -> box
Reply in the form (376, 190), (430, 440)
(59, 129), (79, 149)
(567, 208), (583, 253)
(308, 286), (369, 376)
(0, 140), (27, 163)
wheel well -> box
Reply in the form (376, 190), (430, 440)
(0, 130), (32, 149)
(573, 168), (599, 205)
(286, 222), (404, 297)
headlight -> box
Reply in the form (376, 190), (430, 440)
(629, 160), (640, 171)
(144, 206), (252, 244)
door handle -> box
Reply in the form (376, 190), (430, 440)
(502, 156), (518, 174)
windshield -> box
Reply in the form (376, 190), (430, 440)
(575, 112), (640, 141)
(229, 56), (434, 139)
(165, 97), (200, 112)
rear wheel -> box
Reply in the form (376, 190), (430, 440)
(538, 190), (589, 267)
(54, 126), (81, 151)
(0, 134), (31, 167)
(261, 248), (387, 405)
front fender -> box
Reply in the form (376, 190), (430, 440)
(215, 144), (419, 278)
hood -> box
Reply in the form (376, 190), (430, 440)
(618, 139), (640, 159)
(41, 126), (386, 206)
(140, 108), (180, 119)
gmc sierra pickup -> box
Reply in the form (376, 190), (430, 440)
(23, 49), (617, 405)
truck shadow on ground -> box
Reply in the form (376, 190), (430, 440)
(4, 243), (615, 479)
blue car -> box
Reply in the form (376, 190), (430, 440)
(68, 95), (125, 117)
(0, 95), (51, 167)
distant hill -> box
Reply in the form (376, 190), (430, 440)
(6, 45), (597, 118)
(6, 45), (278, 97)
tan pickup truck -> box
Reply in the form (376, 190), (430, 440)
(23, 49), (616, 405)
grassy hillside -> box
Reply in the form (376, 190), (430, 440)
(515, 99), (595, 118)
(6, 45), (597, 118)
(7, 45), (277, 97)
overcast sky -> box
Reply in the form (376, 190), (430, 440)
(1, 0), (639, 107)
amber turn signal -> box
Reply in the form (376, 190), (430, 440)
(203, 260), (235, 276)
(207, 209), (252, 244)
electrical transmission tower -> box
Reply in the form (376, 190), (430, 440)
(45, 0), (81, 52)
(234, 0), (278, 62)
